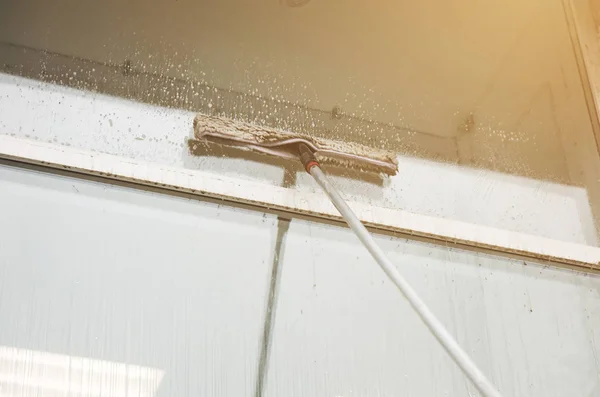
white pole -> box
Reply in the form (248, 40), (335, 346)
(309, 165), (503, 397)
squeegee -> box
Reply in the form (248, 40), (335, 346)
(192, 113), (503, 397)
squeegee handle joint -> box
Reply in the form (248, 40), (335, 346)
(298, 143), (320, 173)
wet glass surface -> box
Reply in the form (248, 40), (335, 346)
(0, 0), (599, 246)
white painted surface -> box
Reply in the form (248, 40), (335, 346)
(267, 219), (600, 396)
(0, 164), (277, 396)
(0, 73), (597, 248)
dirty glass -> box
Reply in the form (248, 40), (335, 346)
(1, 164), (600, 396)
(0, 0), (599, 249)
(2, 1), (600, 396)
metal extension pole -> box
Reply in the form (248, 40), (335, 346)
(306, 162), (503, 397)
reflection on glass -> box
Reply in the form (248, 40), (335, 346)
(0, 0), (599, 248)
(0, 346), (164, 397)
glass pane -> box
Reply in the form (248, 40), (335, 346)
(3, 164), (599, 396)
(0, 163), (277, 396)
(269, 218), (600, 396)
(1, 0), (599, 247)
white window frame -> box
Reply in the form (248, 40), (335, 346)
(2, 134), (599, 271)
